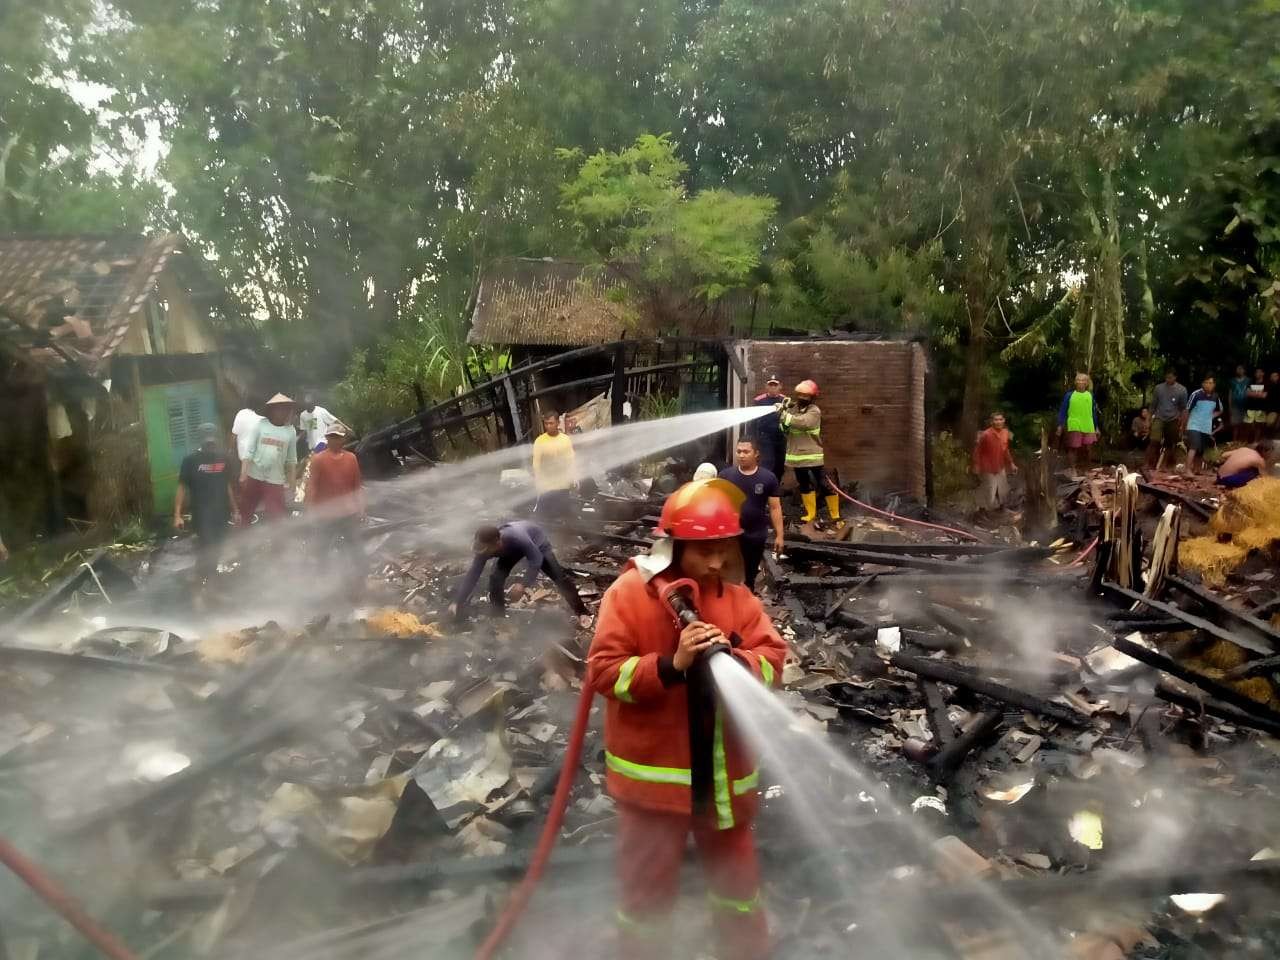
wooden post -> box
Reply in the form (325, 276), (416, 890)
(610, 344), (627, 426)
(502, 375), (523, 443)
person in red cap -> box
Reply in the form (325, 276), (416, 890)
(780, 379), (842, 528)
(305, 422), (366, 589)
(588, 479), (787, 960)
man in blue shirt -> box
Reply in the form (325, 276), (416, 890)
(448, 520), (590, 624)
(1182, 375), (1223, 474)
(719, 438), (784, 592)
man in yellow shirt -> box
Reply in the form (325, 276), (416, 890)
(532, 412), (577, 522)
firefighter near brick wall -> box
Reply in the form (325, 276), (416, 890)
(778, 379), (844, 529)
(587, 479), (788, 960)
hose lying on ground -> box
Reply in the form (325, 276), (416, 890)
(825, 480), (984, 542)
(474, 679), (595, 960)
(0, 835), (140, 960)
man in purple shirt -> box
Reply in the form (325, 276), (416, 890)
(449, 520), (589, 624)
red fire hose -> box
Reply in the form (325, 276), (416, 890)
(825, 480), (983, 542)
(0, 835), (140, 960)
(474, 679), (596, 960)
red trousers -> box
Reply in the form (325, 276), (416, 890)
(615, 802), (769, 960)
(238, 477), (287, 526)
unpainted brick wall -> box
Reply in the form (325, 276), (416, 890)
(738, 339), (929, 501)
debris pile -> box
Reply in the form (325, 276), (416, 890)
(5, 476), (1280, 957)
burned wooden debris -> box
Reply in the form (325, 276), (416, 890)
(5, 467), (1280, 958)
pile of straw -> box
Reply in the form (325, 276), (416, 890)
(1178, 477), (1280, 587)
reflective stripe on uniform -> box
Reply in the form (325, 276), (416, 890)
(759, 657), (775, 688)
(614, 656), (640, 703)
(785, 452), (824, 464)
(605, 750), (692, 786)
(713, 710), (734, 829)
(616, 910), (669, 937)
(707, 890), (762, 914)
(733, 769), (759, 794)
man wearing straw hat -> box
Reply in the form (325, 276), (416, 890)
(239, 393), (299, 526)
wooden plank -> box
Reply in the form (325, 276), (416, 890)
(889, 651), (1088, 726)
(1100, 581), (1273, 656)
(1137, 481), (1214, 523)
(1166, 574), (1280, 654)
(1111, 633), (1280, 729)
(920, 679), (956, 748)
(927, 708), (1002, 783)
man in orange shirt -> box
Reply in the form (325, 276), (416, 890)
(588, 480), (787, 960)
(305, 422), (366, 587)
(972, 411), (1017, 513)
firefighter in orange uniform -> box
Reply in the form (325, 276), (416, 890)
(588, 479), (788, 960)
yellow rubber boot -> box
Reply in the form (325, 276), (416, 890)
(826, 494), (843, 522)
(800, 491), (818, 522)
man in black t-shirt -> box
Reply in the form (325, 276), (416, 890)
(719, 437), (784, 592)
(174, 423), (240, 580)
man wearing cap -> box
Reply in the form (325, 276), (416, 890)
(305, 421), (366, 584)
(751, 375), (788, 481)
(239, 393), (299, 525)
(448, 520), (591, 626)
(174, 423), (240, 580)
(299, 394), (339, 455)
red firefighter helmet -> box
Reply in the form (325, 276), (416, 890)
(656, 479), (745, 541)
(794, 379), (819, 398)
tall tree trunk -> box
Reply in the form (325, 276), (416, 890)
(959, 322), (988, 444)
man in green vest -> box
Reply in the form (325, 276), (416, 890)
(1056, 372), (1102, 475)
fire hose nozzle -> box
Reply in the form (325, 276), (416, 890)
(699, 641), (732, 664)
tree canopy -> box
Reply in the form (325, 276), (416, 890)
(5, 0), (1279, 434)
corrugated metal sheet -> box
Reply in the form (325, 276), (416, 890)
(0, 233), (183, 374)
(468, 258), (763, 346)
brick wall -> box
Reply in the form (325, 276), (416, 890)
(737, 339), (929, 501)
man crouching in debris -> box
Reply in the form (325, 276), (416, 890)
(449, 520), (591, 626)
(587, 479), (787, 960)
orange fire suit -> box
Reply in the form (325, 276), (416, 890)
(588, 563), (788, 960)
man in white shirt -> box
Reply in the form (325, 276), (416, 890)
(231, 406), (264, 462)
(299, 395), (338, 453)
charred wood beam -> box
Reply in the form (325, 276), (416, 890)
(791, 540), (1008, 556)
(0, 643), (216, 681)
(1153, 679), (1280, 738)
(1100, 581), (1273, 656)
(1111, 633), (1280, 730)
(1136, 481), (1215, 523)
(924, 603), (977, 640)
(927, 708), (1002, 782)
(59, 707), (306, 836)
(958, 545), (1053, 565)
(788, 573), (1060, 590)
(1226, 653), (1280, 680)
(784, 541), (982, 573)
(824, 577), (878, 621)
(761, 551), (789, 590)
(1166, 574), (1280, 654)
(920, 680), (955, 748)
(922, 860), (1280, 912)
(888, 651), (1088, 726)
(1105, 618), (1190, 634)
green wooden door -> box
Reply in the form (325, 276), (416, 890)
(143, 379), (218, 515)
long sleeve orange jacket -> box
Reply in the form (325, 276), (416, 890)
(587, 563), (788, 829)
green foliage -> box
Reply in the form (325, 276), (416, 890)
(7, 0), (1280, 449)
(560, 134), (776, 316)
(333, 306), (501, 434)
(929, 432), (973, 507)
(636, 391), (682, 422)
